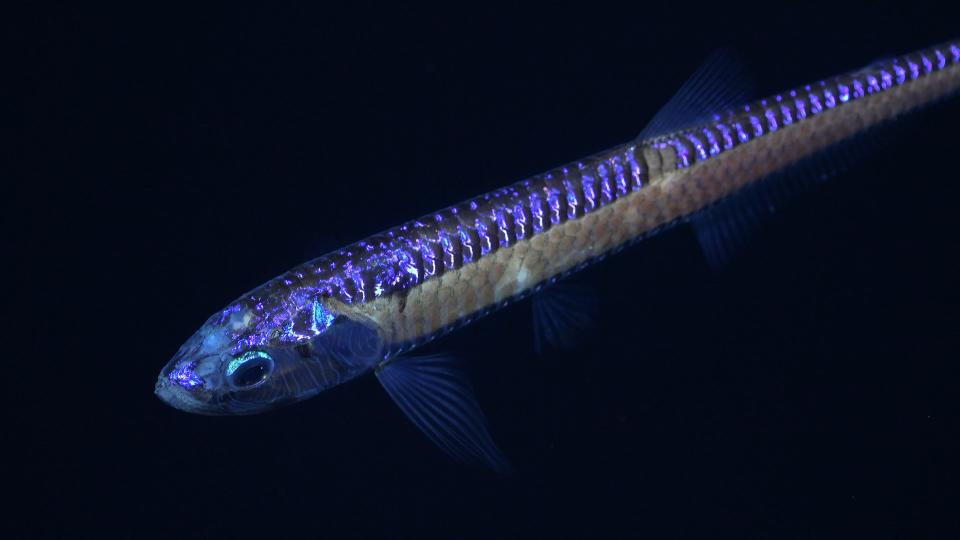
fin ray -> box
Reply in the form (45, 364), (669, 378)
(532, 282), (597, 353)
(638, 50), (754, 140)
(376, 355), (510, 473)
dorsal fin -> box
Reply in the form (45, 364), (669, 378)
(638, 50), (754, 140)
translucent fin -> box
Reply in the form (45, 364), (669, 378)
(375, 355), (511, 474)
(692, 124), (890, 270)
(638, 50), (754, 140)
(532, 282), (597, 353)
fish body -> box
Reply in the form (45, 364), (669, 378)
(156, 40), (960, 468)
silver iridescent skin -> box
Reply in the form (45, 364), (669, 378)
(157, 40), (960, 418)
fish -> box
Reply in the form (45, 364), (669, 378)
(156, 39), (960, 472)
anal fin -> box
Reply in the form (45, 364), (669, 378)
(532, 282), (597, 353)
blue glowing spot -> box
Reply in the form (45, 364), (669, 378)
(880, 70), (892, 89)
(809, 94), (822, 114)
(514, 203), (528, 239)
(908, 61), (920, 79)
(921, 55), (933, 73)
(626, 149), (644, 190)
(612, 157), (628, 196)
(780, 105), (793, 125)
(823, 89), (836, 109)
(838, 83), (850, 102)
(374, 282), (385, 296)
(764, 110), (778, 131)
(687, 135), (708, 160)
(403, 261), (419, 280)
(280, 319), (312, 342)
(351, 275), (366, 303)
(669, 139), (690, 168)
(715, 124), (734, 149)
(475, 219), (493, 255)
(596, 162), (613, 203)
(439, 232), (455, 268)
(595, 162), (611, 199)
(312, 301), (335, 333)
(789, 90), (797, 98)
(565, 188), (579, 220)
(458, 227), (474, 262)
(866, 75), (880, 93)
(226, 351), (272, 377)
(743, 104), (751, 112)
(545, 190), (562, 224)
(529, 195), (545, 233)
(580, 172), (596, 212)
(951, 44), (960, 63)
(169, 362), (203, 389)
(893, 64), (907, 84)
(494, 209), (510, 245)
(775, 95), (783, 102)
(734, 123), (749, 143)
(935, 50), (946, 69)
(702, 128), (721, 155)
(892, 64), (906, 84)
(852, 79), (865, 98)
(794, 99), (806, 119)
(419, 240), (437, 277)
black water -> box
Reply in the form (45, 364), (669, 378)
(13, 4), (959, 538)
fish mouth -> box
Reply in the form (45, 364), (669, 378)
(154, 374), (228, 416)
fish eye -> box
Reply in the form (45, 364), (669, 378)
(226, 351), (274, 389)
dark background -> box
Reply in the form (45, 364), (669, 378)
(11, 3), (960, 538)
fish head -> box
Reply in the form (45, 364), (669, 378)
(155, 295), (385, 415)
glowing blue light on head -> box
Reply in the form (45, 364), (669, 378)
(312, 301), (335, 333)
(169, 361), (203, 389)
(226, 350), (272, 377)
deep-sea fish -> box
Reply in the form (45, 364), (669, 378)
(156, 39), (960, 472)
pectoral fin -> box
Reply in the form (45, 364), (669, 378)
(375, 355), (511, 474)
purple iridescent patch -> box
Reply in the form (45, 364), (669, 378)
(169, 362), (203, 389)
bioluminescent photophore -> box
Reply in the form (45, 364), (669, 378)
(156, 39), (960, 472)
